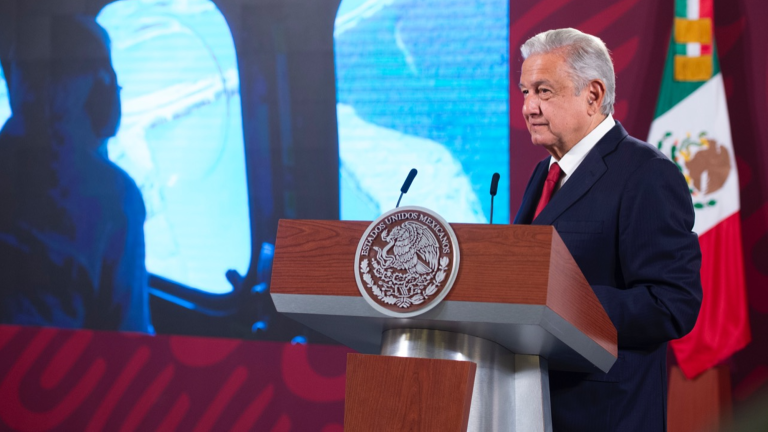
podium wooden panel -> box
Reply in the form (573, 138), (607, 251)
(271, 219), (616, 372)
(270, 219), (618, 431)
(345, 354), (476, 432)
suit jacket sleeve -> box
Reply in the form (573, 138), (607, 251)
(591, 157), (702, 348)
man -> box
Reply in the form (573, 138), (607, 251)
(0, 16), (152, 333)
(515, 28), (701, 431)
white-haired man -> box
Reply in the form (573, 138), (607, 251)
(515, 28), (702, 431)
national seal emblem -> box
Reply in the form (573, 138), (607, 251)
(354, 206), (460, 317)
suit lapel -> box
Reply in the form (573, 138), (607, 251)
(532, 122), (628, 225)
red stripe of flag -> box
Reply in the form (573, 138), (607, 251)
(699, 0), (714, 55)
(671, 211), (751, 378)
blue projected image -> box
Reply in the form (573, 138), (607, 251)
(97, 0), (251, 294)
(0, 0), (508, 294)
(0, 69), (9, 129)
(335, 0), (509, 223)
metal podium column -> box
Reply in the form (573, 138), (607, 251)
(380, 328), (552, 432)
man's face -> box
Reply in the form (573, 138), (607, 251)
(519, 52), (593, 158)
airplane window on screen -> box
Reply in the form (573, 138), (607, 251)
(335, 0), (510, 223)
(0, 69), (9, 129)
(98, 0), (251, 294)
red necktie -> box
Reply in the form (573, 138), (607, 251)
(534, 162), (562, 220)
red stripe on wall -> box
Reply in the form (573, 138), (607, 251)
(86, 346), (151, 432)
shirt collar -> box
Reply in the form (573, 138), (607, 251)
(549, 114), (615, 176)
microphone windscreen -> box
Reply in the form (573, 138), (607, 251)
(490, 172), (500, 196)
(401, 169), (418, 193)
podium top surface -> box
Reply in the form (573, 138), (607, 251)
(271, 219), (617, 373)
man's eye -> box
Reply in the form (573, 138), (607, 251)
(521, 89), (529, 96)
(540, 88), (551, 94)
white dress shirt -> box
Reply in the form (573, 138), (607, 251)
(549, 114), (615, 190)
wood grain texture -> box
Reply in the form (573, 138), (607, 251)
(344, 353), (475, 432)
(271, 219), (366, 297)
(271, 219), (617, 356)
(271, 220), (554, 305)
(667, 365), (732, 432)
(448, 223), (552, 304)
(546, 230), (618, 356)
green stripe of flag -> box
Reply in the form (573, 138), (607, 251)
(675, 0), (688, 18)
(652, 38), (722, 119)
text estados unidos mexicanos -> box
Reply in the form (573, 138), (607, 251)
(360, 222), (386, 256)
(417, 213), (451, 254)
(359, 212), (451, 256)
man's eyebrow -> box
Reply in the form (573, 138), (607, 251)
(518, 79), (552, 89)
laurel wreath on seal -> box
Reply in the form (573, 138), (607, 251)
(360, 256), (450, 308)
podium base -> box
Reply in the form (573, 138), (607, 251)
(381, 328), (552, 432)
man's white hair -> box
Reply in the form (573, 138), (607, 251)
(521, 28), (615, 115)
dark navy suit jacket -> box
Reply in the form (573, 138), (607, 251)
(514, 122), (702, 432)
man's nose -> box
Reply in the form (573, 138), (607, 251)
(522, 95), (540, 117)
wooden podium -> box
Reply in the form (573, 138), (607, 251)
(270, 220), (617, 432)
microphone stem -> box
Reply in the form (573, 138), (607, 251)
(490, 196), (494, 224)
(396, 192), (404, 208)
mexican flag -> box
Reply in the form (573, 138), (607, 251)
(647, 0), (751, 379)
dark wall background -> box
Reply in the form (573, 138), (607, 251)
(714, 0), (768, 405)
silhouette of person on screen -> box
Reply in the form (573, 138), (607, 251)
(0, 15), (153, 333)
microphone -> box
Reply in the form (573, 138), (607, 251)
(489, 172), (500, 224)
(396, 169), (418, 208)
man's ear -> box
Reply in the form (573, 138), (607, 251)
(586, 80), (606, 115)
